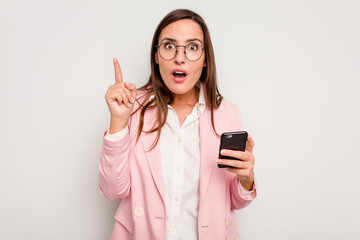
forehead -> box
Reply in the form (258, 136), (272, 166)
(159, 19), (204, 43)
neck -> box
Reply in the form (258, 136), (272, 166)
(172, 86), (199, 106)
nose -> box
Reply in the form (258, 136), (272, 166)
(174, 46), (186, 64)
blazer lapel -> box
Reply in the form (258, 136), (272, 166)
(199, 107), (220, 205)
(140, 108), (165, 204)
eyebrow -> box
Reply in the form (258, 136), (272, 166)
(160, 37), (204, 45)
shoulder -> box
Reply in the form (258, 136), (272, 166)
(131, 89), (153, 113)
(127, 88), (154, 134)
(217, 98), (241, 116)
(213, 98), (242, 130)
(136, 88), (151, 101)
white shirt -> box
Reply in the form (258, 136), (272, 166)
(105, 83), (253, 240)
(159, 84), (205, 240)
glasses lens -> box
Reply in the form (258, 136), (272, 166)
(185, 43), (203, 61)
(159, 43), (176, 60)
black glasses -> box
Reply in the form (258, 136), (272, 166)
(156, 42), (205, 62)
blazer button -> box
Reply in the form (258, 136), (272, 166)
(134, 207), (143, 217)
(225, 218), (228, 227)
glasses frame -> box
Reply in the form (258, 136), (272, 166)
(156, 42), (205, 62)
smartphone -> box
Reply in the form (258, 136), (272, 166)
(218, 131), (248, 168)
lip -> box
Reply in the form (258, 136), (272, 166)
(171, 69), (188, 83)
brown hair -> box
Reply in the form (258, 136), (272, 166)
(133, 9), (223, 150)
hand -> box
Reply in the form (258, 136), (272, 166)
(105, 58), (137, 132)
(217, 135), (255, 191)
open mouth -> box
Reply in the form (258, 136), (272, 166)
(172, 71), (187, 78)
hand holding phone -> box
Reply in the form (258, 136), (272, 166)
(218, 131), (248, 168)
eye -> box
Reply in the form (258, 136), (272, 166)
(187, 43), (199, 51)
(164, 43), (175, 50)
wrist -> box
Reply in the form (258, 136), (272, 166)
(109, 117), (129, 134)
(238, 175), (254, 191)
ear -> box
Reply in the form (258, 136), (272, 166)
(203, 60), (207, 67)
(155, 52), (159, 64)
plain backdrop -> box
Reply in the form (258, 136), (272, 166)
(1, 0), (359, 239)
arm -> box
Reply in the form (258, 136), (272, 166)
(98, 128), (131, 200)
(222, 102), (258, 209)
(99, 57), (137, 200)
(229, 172), (257, 210)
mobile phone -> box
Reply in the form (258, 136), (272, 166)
(218, 131), (248, 168)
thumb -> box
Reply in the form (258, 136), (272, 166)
(125, 82), (137, 98)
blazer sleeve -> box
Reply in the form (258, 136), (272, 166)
(230, 173), (258, 210)
(98, 129), (131, 200)
(228, 102), (258, 209)
(98, 90), (149, 200)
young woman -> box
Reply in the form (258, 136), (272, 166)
(99, 9), (257, 240)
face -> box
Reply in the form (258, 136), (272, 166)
(155, 19), (206, 97)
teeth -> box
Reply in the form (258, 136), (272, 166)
(174, 71), (185, 74)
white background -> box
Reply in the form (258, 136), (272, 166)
(1, 0), (359, 239)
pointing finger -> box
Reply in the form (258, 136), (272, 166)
(113, 57), (123, 84)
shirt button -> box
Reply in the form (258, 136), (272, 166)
(177, 168), (181, 173)
(133, 207), (143, 217)
(175, 197), (179, 202)
(225, 218), (228, 226)
(178, 137), (181, 143)
(172, 227), (177, 232)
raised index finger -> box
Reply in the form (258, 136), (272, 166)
(113, 57), (123, 84)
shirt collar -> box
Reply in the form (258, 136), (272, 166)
(196, 81), (206, 115)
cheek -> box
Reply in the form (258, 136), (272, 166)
(192, 62), (205, 76)
(196, 56), (206, 72)
(158, 61), (171, 81)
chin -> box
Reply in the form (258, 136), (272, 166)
(165, 81), (196, 96)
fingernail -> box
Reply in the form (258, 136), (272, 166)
(129, 97), (134, 103)
(220, 150), (226, 155)
(216, 159), (222, 163)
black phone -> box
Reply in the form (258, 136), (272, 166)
(218, 131), (248, 168)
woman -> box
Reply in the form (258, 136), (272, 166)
(99, 9), (257, 240)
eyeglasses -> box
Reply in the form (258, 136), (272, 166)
(156, 42), (205, 62)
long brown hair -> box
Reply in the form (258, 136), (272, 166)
(133, 9), (223, 150)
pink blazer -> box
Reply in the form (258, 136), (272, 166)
(99, 90), (257, 240)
